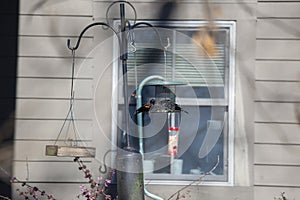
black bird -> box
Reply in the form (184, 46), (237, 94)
(134, 99), (155, 115)
(158, 99), (189, 114)
(174, 103), (189, 114)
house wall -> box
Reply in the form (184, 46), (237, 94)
(0, 0), (19, 197)
(14, 0), (95, 199)
(14, 0), (300, 199)
(93, 0), (256, 199)
(254, 1), (300, 199)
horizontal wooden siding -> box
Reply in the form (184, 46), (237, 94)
(255, 1), (300, 199)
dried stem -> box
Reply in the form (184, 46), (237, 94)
(10, 177), (55, 200)
(167, 156), (220, 200)
(74, 157), (113, 200)
(0, 195), (11, 200)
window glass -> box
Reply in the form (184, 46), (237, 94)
(115, 21), (235, 183)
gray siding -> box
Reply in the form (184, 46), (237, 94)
(94, 0), (256, 199)
(15, 0), (256, 199)
(14, 0), (257, 199)
(0, 0), (18, 196)
(255, 1), (300, 199)
(15, 0), (300, 199)
(14, 0), (94, 198)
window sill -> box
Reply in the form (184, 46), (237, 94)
(144, 178), (234, 187)
(144, 173), (232, 186)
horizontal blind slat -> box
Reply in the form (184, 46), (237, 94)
(126, 42), (226, 86)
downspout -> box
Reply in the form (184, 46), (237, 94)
(137, 75), (165, 200)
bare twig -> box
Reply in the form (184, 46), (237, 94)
(167, 175), (205, 200)
(26, 157), (29, 181)
(0, 166), (10, 177)
(0, 195), (11, 200)
(167, 156), (220, 200)
(10, 177), (56, 200)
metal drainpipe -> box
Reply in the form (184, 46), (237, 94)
(137, 75), (165, 200)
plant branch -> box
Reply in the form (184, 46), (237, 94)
(167, 155), (220, 200)
(0, 195), (11, 200)
(10, 177), (55, 200)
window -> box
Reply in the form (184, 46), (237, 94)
(113, 21), (235, 184)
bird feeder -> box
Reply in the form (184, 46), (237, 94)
(46, 145), (96, 158)
(137, 76), (186, 176)
(145, 81), (186, 113)
(167, 111), (181, 157)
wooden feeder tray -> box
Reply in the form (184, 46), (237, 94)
(46, 145), (96, 158)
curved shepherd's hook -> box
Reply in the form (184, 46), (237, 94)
(67, 22), (121, 51)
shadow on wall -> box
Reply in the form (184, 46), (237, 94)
(0, 0), (19, 198)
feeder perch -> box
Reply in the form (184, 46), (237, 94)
(46, 145), (96, 158)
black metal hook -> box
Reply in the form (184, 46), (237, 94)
(131, 22), (170, 50)
(67, 22), (121, 51)
(105, 0), (137, 27)
(98, 149), (117, 174)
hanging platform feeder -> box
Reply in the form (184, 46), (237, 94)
(45, 46), (96, 158)
(46, 145), (96, 157)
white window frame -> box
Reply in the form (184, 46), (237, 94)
(111, 20), (236, 186)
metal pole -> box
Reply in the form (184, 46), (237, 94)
(120, 3), (131, 148)
(117, 149), (145, 200)
(117, 4), (145, 200)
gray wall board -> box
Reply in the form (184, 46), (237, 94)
(255, 186), (300, 200)
(19, 0), (92, 16)
(255, 82), (300, 102)
(256, 60), (300, 81)
(255, 165), (300, 187)
(15, 120), (93, 140)
(19, 15), (93, 37)
(255, 144), (300, 165)
(255, 123), (300, 144)
(257, 19), (300, 39)
(18, 37), (94, 58)
(17, 78), (93, 99)
(256, 40), (300, 60)
(258, 2), (300, 18)
(255, 102), (300, 123)
(94, 2), (256, 20)
(16, 99), (92, 120)
(18, 57), (93, 79)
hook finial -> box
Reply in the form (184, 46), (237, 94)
(164, 37), (171, 50)
(67, 39), (75, 51)
(129, 42), (136, 53)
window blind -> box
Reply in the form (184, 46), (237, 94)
(127, 43), (225, 87)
